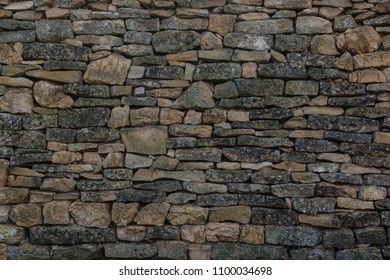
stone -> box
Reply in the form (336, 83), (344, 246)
(36, 20), (73, 42)
(181, 225), (205, 243)
(354, 51), (390, 70)
(43, 201), (71, 225)
(72, 20), (126, 35)
(275, 34), (310, 52)
(355, 227), (387, 245)
(156, 240), (187, 260)
(121, 126), (167, 155)
(338, 26), (382, 55)
(308, 116), (378, 133)
(336, 248), (382, 260)
(295, 139), (338, 153)
(0, 44), (22, 65)
(167, 204), (208, 225)
(299, 214), (341, 228)
(252, 208), (298, 225)
(0, 188), (29, 204)
(323, 229), (355, 249)
(292, 198), (336, 214)
(224, 33), (273, 51)
(0, 225), (25, 245)
(26, 70), (82, 84)
(271, 184), (315, 198)
(113, 44), (154, 57)
(0, 76), (34, 88)
(24, 43), (90, 61)
(0, 31), (35, 44)
(9, 204), (42, 227)
(264, 0), (312, 9)
(171, 81), (214, 110)
(134, 202), (170, 226)
(130, 107), (159, 126)
(69, 202), (111, 228)
(266, 225), (322, 246)
(310, 35), (338, 55)
(51, 244), (104, 260)
(33, 81), (73, 108)
(209, 205), (251, 224)
(161, 16), (208, 30)
(211, 243), (287, 260)
(321, 173), (362, 185)
(169, 124), (212, 138)
(117, 226), (145, 242)
(84, 53), (131, 85)
(296, 16), (333, 34)
(146, 226), (180, 240)
(0, 88), (33, 114)
(206, 222), (240, 242)
(337, 198), (374, 210)
(152, 31), (200, 53)
(208, 14), (236, 36)
(194, 63), (241, 81)
(183, 182), (226, 194)
(235, 19), (294, 35)
(290, 246), (334, 260)
(105, 243), (157, 259)
(76, 127), (120, 143)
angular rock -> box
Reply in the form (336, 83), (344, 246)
(169, 124), (212, 138)
(206, 222), (240, 242)
(6, 244), (50, 260)
(9, 204), (41, 227)
(271, 184), (315, 198)
(172, 81), (215, 110)
(0, 224), (25, 245)
(353, 51), (390, 70)
(76, 127), (120, 143)
(176, 148), (222, 162)
(125, 18), (159, 32)
(134, 202), (170, 226)
(308, 116), (378, 133)
(266, 225), (322, 246)
(339, 26), (381, 54)
(205, 169), (251, 183)
(73, 20), (126, 35)
(252, 208), (298, 225)
(36, 20), (73, 43)
(114, 44), (154, 57)
(321, 173), (362, 185)
(209, 206), (251, 224)
(211, 243), (287, 260)
(235, 79), (284, 97)
(275, 34), (310, 52)
(234, 19), (293, 35)
(224, 33), (273, 51)
(156, 240), (187, 260)
(59, 108), (109, 128)
(23, 43), (90, 61)
(26, 70), (82, 84)
(0, 88), (33, 114)
(296, 139), (338, 153)
(121, 126), (167, 155)
(51, 244), (104, 260)
(167, 204), (208, 225)
(336, 248), (382, 260)
(145, 66), (183, 80)
(323, 229), (355, 249)
(33, 81), (73, 109)
(290, 246), (334, 260)
(43, 201), (71, 225)
(130, 107), (159, 127)
(296, 16), (333, 34)
(181, 225), (205, 243)
(69, 202), (111, 229)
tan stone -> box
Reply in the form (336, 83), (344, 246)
(242, 62), (258, 78)
(166, 51), (198, 62)
(334, 52), (354, 72)
(0, 88), (33, 114)
(238, 12), (270, 21)
(317, 153), (352, 163)
(340, 163), (381, 175)
(125, 153), (153, 169)
(0, 188), (29, 204)
(0, 76), (33, 88)
(45, 7), (69, 18)
(337, 197), (374, 210)
(349, 69), (387, 84)
(4, 1), (34, 10)
(84, 53), (131, 85)
(102, 152), (124, 168)
(0, 43), (23, 65)
(217, 162), (241, 170)
(240, 225), (264, 245)
(0, 243), (6, 260)
(282, 117), (307, 129)
(188, 244), (212, 260)
(206, 222), (240, 242)
(9, 204), (42, 227)
(360, 186), (387, 201)
(121, 126), (168, 155)
(152, 156), (179, 170)
(273, 162), (306, 172)
(98, 143), (125, 154)
(47, 142), (67, 151)
(208, 14), (236, 36)
(69, 202), (111, 228)
(83, 152), (102, 165)
(169, 124), (212, 138)
(374, 132), (390, 145)
(108, 106), (130, 128)
(299, 214), (340, 228)
(318, 182), (357, 199)
(9, 167), (43, 178)
(209, 206), (251, 224)
(52, 151), (82, 164)
(25, 70), (82, 84)
(134, 202), (170, 226)
(200, 31), (223, 50)
(40, 178), (76, 192)
(167, 204), (208, 225)
(43, 201), (71, 225)
(130, 107), (159, 127)
(112, 202), (139, 226)
(7, 176), (41, 188)
(117, 226), (146, 242)
(310, 35), (339, 55)
(319, 7), (343, 20)
(292, 172), (320, 183)
(355, 11), (376, 23)
(160, 108), (185, 125)
(241, 162), (273, 170)
(29, 191), (54, 203)
(289, 130), (324, 139)
(0, 160), (9, 189)
(353, 51), (390, 70)
(33, 81), (74, 108)
(302, 107), (344, 116)
(181, 225), (206, 243)
(227, 110), (249, 122)
(177, 162), (215, 171)
(133, 169), (206, 182)
(339, 26), (382, 54)
(184, 110), (203, 124)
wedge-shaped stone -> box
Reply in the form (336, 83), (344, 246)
(23, 43), (90, 61)
(299, 214), (341, 229)
(121, 126), (167, 155)
(26, 70), (82, 84)
(73, 20), (126, 35)
(0, 76), (34, 88)
(266, 225), (322, 246)
(337, 198), (374, 210)
(152, 30), (200, 54)
(114, 44), (154, 57)
(321, 173), (362, 185)
(224, 33), (273, 51)
(234, 19), (293, 34)
(167, 204), (208, 225)
(172, 81), (215, 110)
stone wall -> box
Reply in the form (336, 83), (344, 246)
(0, 0), (390, 260)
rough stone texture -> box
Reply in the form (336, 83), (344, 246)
(69, 202), (111, 229)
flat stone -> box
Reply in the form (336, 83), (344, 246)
(209, 206), (251, 224)
(36, 20), (73, 43)
(264, 0), (312, 9)
(134, 202), (170, 226)
(292, 198), (336, 214)
(252, 208), (298, 225)
(26, 70), (82, 84)
(40, 178), (76, 192)
(161, 16), (208, 30)
(266, 225), (322, 246)
(224, 33), (273, 51)
(167, 204), (208, 225)
(258, 63), (307, 79)
(271, 183), (316, 198)
(234, 19), (293, 34)
(0, 224), (25, 245)
(23, 43), (90, 61)
(194, 63), (241, 81)
(76, 127), (120, 143)
(111, 202), (139, 226)
(43, 201), (71, 225)
(323, 229), (355, 249)
(235, 79), (284, 97)
(0, 88), (33, 114)
(152, 30), (200, 54)
(121, 126), (167, 155)
(58, 108), (109, 128)
(336, 248), (383, 260)
(9, 204), (41, 227)
(125, 18), (159, 32)
(290, 246), (334, 260)
(206, 222), (240, 242)
(73, 20), (126, 35)
(104, 243), (157, 259)
(51, 244), (104, 260)
(353, 51), (390, 70)
(296, 16), (333, 34)
(113, 44), (154, 57)
(211, 243), (287, 260)
(275, 34), (310, 52)
(0, 30), (35, 43)
(6, 244), (50, 260)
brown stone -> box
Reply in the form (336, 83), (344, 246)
(108, 106), (130, 128)
(188, 244), (212, 260)
(0, 243), (6, 260)
(299, 214), (340, 228)
(133, 169), (206, 182)
(43, 201), (71, 225)
(181, 225), (205, 243)
(296, 16), (333, 34)
(121, 126), (168, 155)
(273, 162), (306, 172)
(69, 202), (111, 228)
(9, 204), (42, 227)
(117, 226), (146, 242)
(353, 51), (390, 70)
(374, 132), (390, 145)
(84, 53), (131, 85)
(240, 225), (264, 244)
(0, 43), (23, 65)
(338, 26), (382, 55)
(337, 198), (374, 210)
(209, 206), (251, 224)
(160, 108), (185, 125)
(52, 151), (82, 164)
(134, 202), (170, 226)
(359, 186), (387, 201)
(0, 77), (34, 88)
(317, 153), (351, 163)
(310, 35), (339, 55)
(112, 202), (139, 226)
(26, 70), (82, 84)
(334, 52), (353, 72)
(208, 14), (236, 36)
(40, 178), (76, 193)
(0, 188), (29, 204)
(102, 153), (124, 168)
(340, 163), (380, 175)
(349, 69), (387, 84)
(0, 88), (33, 114)
(33, 81), (73, 108)
(200, 31), (223, 50)
(0, 159), (9, 189)
(167, 204), (208, 225)
(130, 107), (159, 127)
(205, 222), (240, 242)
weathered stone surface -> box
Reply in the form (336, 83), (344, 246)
(105, 243), (157, 259)
(258, 63), (307, 79)
(134, 202), (170, 226)
(84, 53), (131, 85)
(252, 208), (298, 225)
(152, 31), (200, 53)
(266, 225), (322, 246)
(33, 81), (73, 109)
(73, 20), (126, 35)
(23, 43), (90, 61)
(264, 0), (311, 9)
(36, 20), (73, 43)
(296, 16), (333, 34)
(0, 88), (33, 114)
(271, 184), (315, 198)
(76, 127), (120, 143)
(161, 16), (208, 31)
(58, 108), (109, 129)
(336, 248), (383, 260)
(235, 79), (284, 97)
(209, 206), (251, 224)
(172, 81), (215, 110)
(51, 244), (104, 260)
(156, 240), (187, 259)
(292, 198), (336, 214)
(206, 222), (240, 242)
(0, 188), (29, 204)
(353, 51), (390, 70)
(338, 26), (382, 54)
(234, 19), (293, 35)
(209, 14), (236, 36)
(194, 63), (241, 81)
(323, 229), (355, 249)
(211, 243), (287, 260)
(290, 246), (334, 260)
(224, 33), (273, 51)
(9, 204), (42, 227)
(121, 126), (167, 155)
(69, 202), (111, 228)
(308, 116), (378, 133)
(6, 243), (50, 260)
(43, 201), (71, 225)
(275, 34), (310, 52)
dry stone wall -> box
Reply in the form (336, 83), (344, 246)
(0, 0), (390, 260)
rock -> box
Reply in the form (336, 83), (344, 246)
(258, 63), (307, 79)
(0, 188), (29, 204)
(206, 222), (240, 242)
(353, 51), (390, 70)
(0, 43), (23, 65)
(252, 208), (298, 225)
(271, 183), (315, 198)
(266, 225), (322, 246)
(161, 16), (208, 30)
(146, 226), (180, 240)
(130, 107), (159, 127)
(224, 33), (273, 51)
(0, 88), (33, 114)
(105, 243), (157, 259)
(235, 79), (284, 97)
(290, 246), (334, 260)
(43, 201), (71, 225)
(169, 124), (212, 138)
(23, 43), (90, 61)
(171, 81), (215, 110)
(275, 34), (310, 52)
(73, 20), (126, 35)
(296, 16), (333, 34)
(6, 243), (50, 260)
(191, 0), (225, 8)
(9, 204), (42, 227)
(285, 80), (319, 96)
(167, 204), (208, 225)
(69, 202), (111, 228)
(0, 224), (25, 245)
(26, 70), (82, 84)
(145, 66), (184, 80)
(121, 126), (167, 155)
(33, 81), (73, 108)
(0, 30), (35, 44)
(310, 35), (338, 55)
(211, 243), (287, 260)
(36, 20), (73, 43)
(209, 205), (251, 224)
(84, 53), (131, 85)
(264, 0), (312, 9)
(0, 160), (9, 189)
(181, 225), (205, 243)
(209, 14), (236, 36)
(77, 127), (120, 143)
(134, 202), (170, 226)
(113, 44), (154, 57)
(240, 225), (264, 245)
(338, 26), (382, 54)
(336, 248), (382, 260)
(308, 116), (378, 133)
(108, 106), (130, 128)
(183, 182), (226, 194)
(355, 227), (387, 245)
(152, 31), (200, 54)
(59, 108), (109, 128)
(323, 229), (355, 249)
(292, 198), (336, 214)
(157, 240), (187, 259)
(234, 19), (293, 34)
(194, 63), (241, 81)
(334, 15), (356, 32)
(51, 244), (104, 260)
(363, 15), (390, 26)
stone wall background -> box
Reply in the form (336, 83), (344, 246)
(1, 0), (390, 260)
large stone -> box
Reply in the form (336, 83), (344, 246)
(0, 188), (29, 204)
(33, 81), (73, 108)
(23, 43), (90, 61)
(43, 201), (71, 225)
(194, 63), (241, 81)
(0, 30), (35, 44)
(133, 169), (205, 182)
(336, 248), (383, 260)
(206, 222), (240, 242)
(209, 206), (251, 224)
(266, 225), (322, 246)
(183, 182), (226, 194)
(252, 208), (298, 225)
(308, 116), (378, 133)
(161, 16), (208, 30)
(211, 243), (287, 260)
(84, 53), (131, 85)
(290, 247), (334, 260)
(234, 19), (293, 34)
(113, 44), (154, 57)
(205, 169), (251, 183)
(121, 126), (167, 155)
(0, 88), (33, 114)
(6, 243), (50, 260)
(353, 51), (390, 70)
(0, 225), (25, 244)
(59, 108), (110, 128)
(0, 43), (23, 65)
(25, 70), (82, 84)
(169, 124), (212, 138)
(224, 33), (273, 51)
(223, 146), (280, 163)
(73, 20), (126, 35)
(181, 225), (205, 243)
(172, 81), (215, 110)
(51, 244), (104, 260)
(167, 204), (208, 225)
(134, 202), (170, 226)
(295, 139), (338, 153)
(338, 26), (382, 54)
(36, 20), (73, 42)
(296, 16), (333, 34)
(105, 243), (157, 259)
(130, 107), (159, 127)
(69, 202), (111, 228)
(152, 31), (200, 54)
(125, 18), (159, 32)
(9, 204), (42, 227)
(323, 229), (355, 249)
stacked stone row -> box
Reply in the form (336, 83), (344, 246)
(1, 0), (390, 259)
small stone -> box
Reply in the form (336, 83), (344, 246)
(310, 35), (338, 55)
(264, 0), (311, 9)
(337, 248), (383, 260)
(9, 204), (42, 227)
(134, 202), (170, 226)
(323, 229), (355, 249)
(208, 14), (236, 36)
(200, 31), (223, 50)
(69, 202), (111, 228)
(72, 20), (126, 35)
(43, 201), (71, 225)
(337, 198), (374, 210)
(181, 225), (205, 243)
(206, 222), (240, 242)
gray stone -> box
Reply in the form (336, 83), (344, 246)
(336, 248), (383, 260)
(266, 225), (322, 246)
(220, 97), (265, 109)
(6, 244), (50, 260)
(63, 84), (110, 99)
(145, 66), (184, 80)
(321, 173), (362, 185)
(172, 81), (215, 110)
(363, 15), (390, 27)
(194, 63), (241, 81)
(308, 68), (348, 80)
(211, 243), (288, 260)
(292, 198), (336, 214)
(51, 244), (104, 260)
(223, 147), (280, 163)
(258, 63), (307, 79)
(36, 20), (73, 42)
(0, 224), (25, 244)
(296, 16), (333, 34)
(275, 34), (310, 52)
(0, 130), (46, 149)
(339, 211), (380, 228)
(324, 131), (372, 144)
(295, 139), (338, 153)
(214, 81), (238, 99)
(205, 169), (251, 183)
(44, 61), (87, 71)
(105, 243), (157, 259)
(290, 247), (334, 260)
(196, 194), (237, 207)
(124, 31), (152, 44)
(0, 113), (22, 130)
(334, 15), (356, 32)
(252, 208), (298, 225)
(161, 16), (208, 30)
(114, 44), (154, 57)
(323, 229), (355, 249)
(134, 181), (182, 192)
(0, 31), (35, 43)
(77, 180), (129, 191)
(287, 53), (335, 68)
(22, 114), (57, 130)
(125, 18), (159, 32)
(117, 189), (165, 203)
(224, 33), (273, 51)
(271, 184), (316, 198)
(73, 20), (126, 35)
(264, 0), (312, 9)
(250, 108), (293, 119)
(320, 81), (366, 96)
(146, 226), (180, 240)
(176, 148), (222, 162)
(23, 43), (90, 61)
(355, 227), (387, 245)
(238, 195), (286, 208)
(308, 116), (379, 133)
(363, 175), (390, 187)
(58, 108), (110, 128)
(76, 127), (120, 143)
(285, 80), (319, 96)
(328, 95), (376, 107)
(152, 31), (200, 53)
(167, 137), (197, 148)
(234, 19), (293, 34)
(0, 19), (35, 31)
(252, 170), (289, 185)
(235, 79), (284, 97)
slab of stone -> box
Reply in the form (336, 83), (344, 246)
(73, 20), (126, 35)
(121, 126), (167, 155)
(266, 225), (322, 246)
(224, 33), (273, 51)
(23, 43), (90, 61)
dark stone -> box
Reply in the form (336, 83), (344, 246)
(104, 169), (133, 181)
(160, 16), (208, 30)
(46, 128), (76, 143)
(363, 175), (390, 187)
(6, 244), (50, 260)
(271, 184), (316, 198)
(232, 120), (279, 130)
(197, 138), (236, 147)
(308, 67), (349, 80)
(321, 173), (362, 185)
(252, 208), (298, 225)
(176, 148), (222, 162)
(258, 63), (307, 79)
(320, 81), (366, 96)
(127, 97), (157, 107)
(58, 108), (110, 128)
(281, 152), (317, 163)
(63, 84), (110, 98)
(219, 97), (265, 109)
(290, 246), (334, 260)
(382, 246), (390, 259)
(238, 135), (293, 148)
(0, 147), (13, 158)
(376, 199), (390, 210)
(152, 30), (200, 53)
(346, 107), (390, 119)
(323, 229), (355, 249)
(211, 243), (288, 260)
(235, 79), (284, 97)
(328, 95), (376, 107)
(36, 20), (73, 43)
(205, 169), (251, 183)
(0, 31), (35, 43)
(196, 194), (238, 206)
(125, 18), (159, 32)
(194, 63), (241, 81)
(80, 191), (116, 202)
(145, 66), (184, 80)
(324, 131), (372, 143)
(156, 241), (188, 260)
(252, 170), (289, 184)
(146, 226), (180, 240)
(131, 56), (167, 66)
(292, 198), (336, 214)
(116, 189), (165, 203)
(22, 115), (57, 130)
(51, 244), (104, 260)
(223, 147), (280, 163)
(32, 164), (67, 173)
(265, 96), (310, 108)
(295, 139), (338, 153)
(0, 113), (22, 130)
(0, 224), (26, 244)
(227, 183), (270, 194)
(239, 195), (286, 208)
(113, 44), (154, 57)
(338, 211), (380, 228)
(214, 81), (238, 99)
(308, 116), (379, 133)
(44, 61), (87, 71)
(167, 137), (197, 149)
(353, 157), (390, 168)
(10, 152), (53, 167)
(0, 19), (35, 30)
(30, 226), (116, 245)
(355, 227), (388, 245)
(266, 225), (322, 246)
(0, 131), (46, 149)
(250, 108), (293, 119)
(73, 20), (126, 35)
(336, 248), (383, 260)
(340, 143), (390, 156)
(274, 34), (311, 52)
(133, 181), (182, 192)
(104, 243), (157, 259)
(124, 31), (152, 44)
(316, 184), (357, 198)
(77, 180), (130, 191)
(287, 53), (335, 68)
(76, 128), (120, 143)
(23, 43), (91, 61)
(363, 15), (390, 26)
